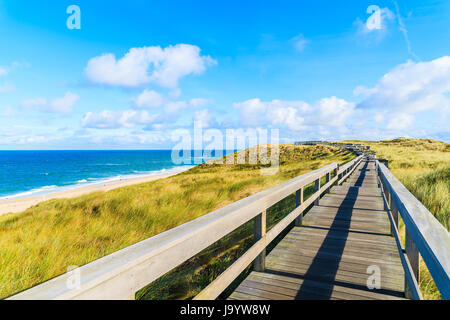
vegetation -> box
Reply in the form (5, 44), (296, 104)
(342, 138), (449, 300)
(0, 144), (355, 299)
(2, 138), (447, 300)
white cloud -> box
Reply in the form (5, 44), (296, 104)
(234, 98), (311, 131)
(165, 101), (188, 114)
(316, 96), (356, 126)
(0, 61), (29, 78)
(21, 92), (79, 113)
(50, 92), (80, 113)
(291, 34), (309, 52)
(82, 109), (159, 129)
(0, 66), (8, 77)
(0, 82), (16, 93)
(133, 89), (164, 108)
(0, 106), (13, 117)
(233, 97), (355, 131)
(189, 98), (213, 107)
(193, 109), (216, 128)
(356, 56), (450, 116)
(230, 57), (449, 140)
(85, 44), (216, 88)
(374, 113), (384, 123)
(386, 112), (414, 130)
(21, 97), (48, 108)
(168, 88), (182, 99)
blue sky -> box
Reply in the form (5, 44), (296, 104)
(0, 0), (449, 149)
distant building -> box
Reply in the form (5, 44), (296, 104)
(294, 141), (325, 145)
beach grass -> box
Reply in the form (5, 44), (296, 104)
(0, 144), (354, 299)
(1, 138), (448, 300)
(342, 138), (449, 300)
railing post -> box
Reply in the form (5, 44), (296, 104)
(334, 165), (339, 186)
(325, 171), (330, 193)
(405, 229), (420, 299)
(376, 162), (380, 187)
(384, 183), (390, 211)
(390, 198), (399, 236)
(253, 210), (266, 272)
(314, 178), (320, 205)
(294, 187), (304, 226)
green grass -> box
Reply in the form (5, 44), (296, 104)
(342, 138), (449, 300)
(0, 144), (355, 299)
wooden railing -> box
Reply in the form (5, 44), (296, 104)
(8, 155), (363, 300)
(376, 160), (450, 300)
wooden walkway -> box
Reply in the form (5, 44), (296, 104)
(229, 159), (406, 300)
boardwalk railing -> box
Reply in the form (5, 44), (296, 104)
(9, 155), (363, 300)
(376, 160), (450, 300)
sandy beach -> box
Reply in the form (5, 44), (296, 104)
(0, 167), (191, 216)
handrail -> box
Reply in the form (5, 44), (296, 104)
(376, 161), (450, 299)
(9, 155), (362, 300)
(337, 155), (364, 185)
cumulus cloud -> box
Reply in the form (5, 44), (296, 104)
(0, 106), (13, 117)
(234, 98), (310, 130)
(193, 109), (216, 128)
(189, 98), (213, 107)
(50, 92), (80, 113)
(386, 112), (414, 130)
(21, 92), (79, 113)
(0, 66), (8, 77)
(355, 56), (450, 116)
(231, 57), (449, 140)
(86, 89), (214, 131)
(82, 109), (159, 129)
(0, 82), (16, 93)
(233, 97), (354, 131)
(0, 61), (29, 78)
(85, 44), (216, 88)
(316, 97), (356, 126)
(132, 89), (164, 108)
(21, 97), (48, 109)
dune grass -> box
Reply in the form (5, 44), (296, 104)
(342, 138), (449, 300)
(0, 144), (355, 299)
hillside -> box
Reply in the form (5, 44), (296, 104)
(0, 144), (354, 299)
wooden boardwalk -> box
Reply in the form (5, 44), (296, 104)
(229, 159), (406, 300)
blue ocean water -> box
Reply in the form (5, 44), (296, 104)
(0, 150), (217, 199)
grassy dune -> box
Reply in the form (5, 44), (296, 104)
(0, 144), (354, 299)
(342, 138), (449, 300)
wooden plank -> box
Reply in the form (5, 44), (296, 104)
(229, 159), (409, 300)
(264, 261), (404, 292)
(241, 278), (377, 300)
(246, 272), (404, 300)
(267, 250), (404, 282)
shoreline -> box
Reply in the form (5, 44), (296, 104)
(0, 166), (193, 216)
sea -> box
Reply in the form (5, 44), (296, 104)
(0, 150), (221, 200)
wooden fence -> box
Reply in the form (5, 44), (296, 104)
(8, 155), (363, 299)
(376, 160), (450, 299)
